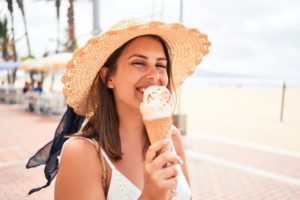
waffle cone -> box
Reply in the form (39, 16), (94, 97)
(143, 117), (172, 153)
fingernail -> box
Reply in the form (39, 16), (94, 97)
(164, 139), (172, 144)
(177, 156), (183, 165)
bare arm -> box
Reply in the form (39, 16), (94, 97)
(54, 138), (105, 200)
(171, 126), (191, 185)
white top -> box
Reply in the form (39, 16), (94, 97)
(64, 137), (191, 200)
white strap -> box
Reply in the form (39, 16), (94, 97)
(100, 148), (116, 170)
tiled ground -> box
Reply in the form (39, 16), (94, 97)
(185, 137), (300, 179)
(1, 104), (300, 200)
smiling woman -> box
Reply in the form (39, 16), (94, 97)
(104, 36), (170, 109)
(26, 18), (210, 200)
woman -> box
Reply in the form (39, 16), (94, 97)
(27, 19), (210, 200)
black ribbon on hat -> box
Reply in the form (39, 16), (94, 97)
(26, 105), (85, 195)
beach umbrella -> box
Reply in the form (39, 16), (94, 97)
(0, 61), (20, 70)
(41, 53), (72, 72)
(21, 53), (72, 91)
(21, 58), (46, 72)
(21, 53), (72, 72)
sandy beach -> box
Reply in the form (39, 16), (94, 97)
(180, 84), (300, 152)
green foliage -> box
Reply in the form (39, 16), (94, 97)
(0, 17), (10, 61)
(0, 17), (9, 40)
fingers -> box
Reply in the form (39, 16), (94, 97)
(140, 175), (178, 200)
(152, 151), (183, 169)
(168, 188), (178, 200)
(156, 164), (179, 180)
(164, 176), (178, 199)
(144, 139), (171, 164)
(143, 140), (183, 200)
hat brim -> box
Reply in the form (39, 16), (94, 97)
(62, 20), (211, 117)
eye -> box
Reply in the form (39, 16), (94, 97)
(156, 64), (167, 69)
(132, 61), (145, 66)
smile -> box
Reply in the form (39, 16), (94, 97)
(137, 87), (146, 93)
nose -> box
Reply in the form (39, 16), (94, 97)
(145, 65), (159, 80)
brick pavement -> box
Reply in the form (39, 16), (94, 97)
(185, 137), (300, 199)
(1, 103), (300, 199)
(184, 136), (300, 180)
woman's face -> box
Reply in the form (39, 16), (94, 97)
(108, 36), (169, 111)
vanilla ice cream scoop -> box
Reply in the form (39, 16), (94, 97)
(140, 86), (173, 120)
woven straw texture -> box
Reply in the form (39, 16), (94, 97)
(62, 19), (211, 117)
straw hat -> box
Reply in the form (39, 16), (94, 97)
(62, 18), (211, 117)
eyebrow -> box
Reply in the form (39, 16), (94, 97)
(128, 54), (167, 61)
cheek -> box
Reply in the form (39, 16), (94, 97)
(112, 73), (139, 100)
(114, 79), (134, 95)
(160, 71), (169, 86)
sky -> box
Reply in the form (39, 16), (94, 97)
(0, 0), (300, 79)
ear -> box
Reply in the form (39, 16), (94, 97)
(100, 67), (114, 89)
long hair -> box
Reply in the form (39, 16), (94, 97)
(80, 35), (175, 160)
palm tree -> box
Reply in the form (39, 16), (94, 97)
(16, 0), (32, 57)
(65, 0), (77, 52)
(6, 0), (17, 61)
(40, 0), (77, 52)
(39, 0), (61, 52)
(0, 17), (10, 61)
(5, 0), (19, 84)
(55, 0), (61, 53)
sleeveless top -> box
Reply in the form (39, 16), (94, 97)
(63, 137), (191, 200)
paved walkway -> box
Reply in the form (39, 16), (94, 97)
(1, 104), (300, 199)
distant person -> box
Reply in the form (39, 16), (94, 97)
(27, 81), (40, 112)
(22, 81), (32, 94)
(27, 19), (211, 199)
(0, 80), (9, 94)
(33, 81), (43, 94)
(0, 80), (8, 102)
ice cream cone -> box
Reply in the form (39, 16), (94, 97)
(144, 117), (172, 153)
(140, 86), (173, 153)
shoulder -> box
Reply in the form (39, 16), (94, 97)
(55, 137), (105, 200)
(59, 137), (101, 167)
(62, 137), (99, 156)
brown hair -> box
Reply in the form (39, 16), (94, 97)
(80, 35), (175, 160)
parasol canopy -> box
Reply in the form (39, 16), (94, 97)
(0, 61), (20, 70)
(21, 53), (72, 72)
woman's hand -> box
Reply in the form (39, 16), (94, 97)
(139, 139), (183, 200)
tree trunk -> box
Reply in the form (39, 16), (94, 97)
(6, 0), (18, 61)
(1, 39), (9, 61)
(66, 0), (76, 52)
(55, 0), (61, 53)
(16, 0), (32, 56)
(6, 0), (18, 85)
(7, 70), (11, 85)
(12, 69), (17, 84)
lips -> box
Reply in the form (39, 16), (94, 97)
(136, 84), (160, 94)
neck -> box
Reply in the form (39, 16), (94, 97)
(117, 104), (146, 143)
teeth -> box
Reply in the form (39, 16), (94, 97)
(138, 88), (146, 92)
